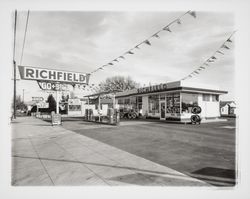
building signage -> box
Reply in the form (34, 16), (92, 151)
(51, 113), (62, 125)
(37, 102), (49, 108)
(32, 97), (44, 101)
(37, 81), (69, 91)
(137, 83), (168, 94)
(18, 65), (90, 84)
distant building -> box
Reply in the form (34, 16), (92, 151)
(220, 101), (237, 117)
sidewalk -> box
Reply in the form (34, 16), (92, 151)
(11, 117), (210, 186)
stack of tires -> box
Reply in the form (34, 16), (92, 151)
(190, 106), (202, 124)
(127, 111), (137, 119)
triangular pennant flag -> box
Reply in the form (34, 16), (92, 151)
(211, 56), (217, 60)
(135, 45), (140, 49)
(153, 34), (160, 38)
(221, 44), (230, 49)
(119, 56), (125, 59)
(197, 68), (202, 71)
(200, 66), (206, 69)
(127, 51), (134, 54)
(194, 71), (199, 74)
(99, 67), (104, 70)
(227, 38), (233, 43)
(207, 59), (214, 62)
(144, 40), (151, 45)
(113, 59), (119, 62)
(216, 50), (224, 55)
(177, 19), (181, 24)
(108, 63), (113, 65)
(163, 26), (171, 32)
(188, 11), (196, 18)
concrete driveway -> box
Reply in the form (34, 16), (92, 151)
(61, 117), (236, 186)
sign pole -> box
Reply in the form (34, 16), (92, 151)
(56, 90), (59, 114)
(98, 95), (101, 122)
(13, 61), (17, 119)
(13, 10), (17, 119)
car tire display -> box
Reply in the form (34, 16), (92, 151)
(191, 115), (201, 124)
(191, 106), (202, 114)
(190, 106), (202, 124)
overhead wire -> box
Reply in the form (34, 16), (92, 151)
(20, 10), (30, 65)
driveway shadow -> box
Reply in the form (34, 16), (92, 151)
(189, 167), (236, 186)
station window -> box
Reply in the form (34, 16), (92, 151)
(181, 93), (198, 113)
(124, 98), (130, 104)
(136, 96), (142, 110)
(68, 105), (81, 111)
(166, 93), (180, 113)
(148, 95), (159, 114)
(130, 96), (137, 110)
(118, 99), (124, 104)
(203, 94), (210, 101)
(212, 95), (219, 102)
(160, 94), (165, 100)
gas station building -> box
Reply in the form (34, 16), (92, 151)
(115, 81), (227, 122)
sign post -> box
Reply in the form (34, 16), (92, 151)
(56, 90), (59, 114)
(18, 65), (90, 124)
(51, 112), (62, 125)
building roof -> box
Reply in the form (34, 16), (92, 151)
(220, 101), (236, 108)
(116, 81), (228, 98)
(84, 90), (121, 98)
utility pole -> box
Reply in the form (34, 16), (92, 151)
(13, 10), (17, 119)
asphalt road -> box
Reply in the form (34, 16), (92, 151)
(60, 118), (236, 186)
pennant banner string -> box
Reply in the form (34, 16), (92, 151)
(180, 30), (236, 81)
(90, 10), (196, 75)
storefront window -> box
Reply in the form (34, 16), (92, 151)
(118, 97), (138, 110)
(212, 95), (219, 102)
(118, 98), (124, 104)
(68, 105), (81, 111)
(160, 94), (165, 100)
(166, 93), (180, 113)
(130, 96), (137, 110)
(124, 98), (130, 104)
(148, 95), (159, 114)
(181, 93), (198, 113)
(136, 96), (142, 110)
(203, 94), (210, 101)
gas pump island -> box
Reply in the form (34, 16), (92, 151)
(18, 65), (90, 125)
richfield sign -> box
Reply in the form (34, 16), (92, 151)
(18, 65), (90, 84)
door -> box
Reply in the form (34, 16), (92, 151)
(160, 101), (166, 120)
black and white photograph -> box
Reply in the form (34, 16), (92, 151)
(1, 0), (250, 199)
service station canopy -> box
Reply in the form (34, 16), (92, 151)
(18, 65), (90, 85)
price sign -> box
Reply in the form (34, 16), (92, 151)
(37, 81), (69, 91)
(37, 102), (49, 108)
(32, 97), (44, 101)
(51, 113), (62, 125)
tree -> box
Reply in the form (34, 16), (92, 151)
(46, 94), (56, 112)
(12, 95), (27, 110)
(98, 76), (140, 93)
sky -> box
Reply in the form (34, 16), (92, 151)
(14, 11), (235, 102)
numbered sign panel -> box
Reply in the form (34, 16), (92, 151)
(37, 81), (69, 91)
